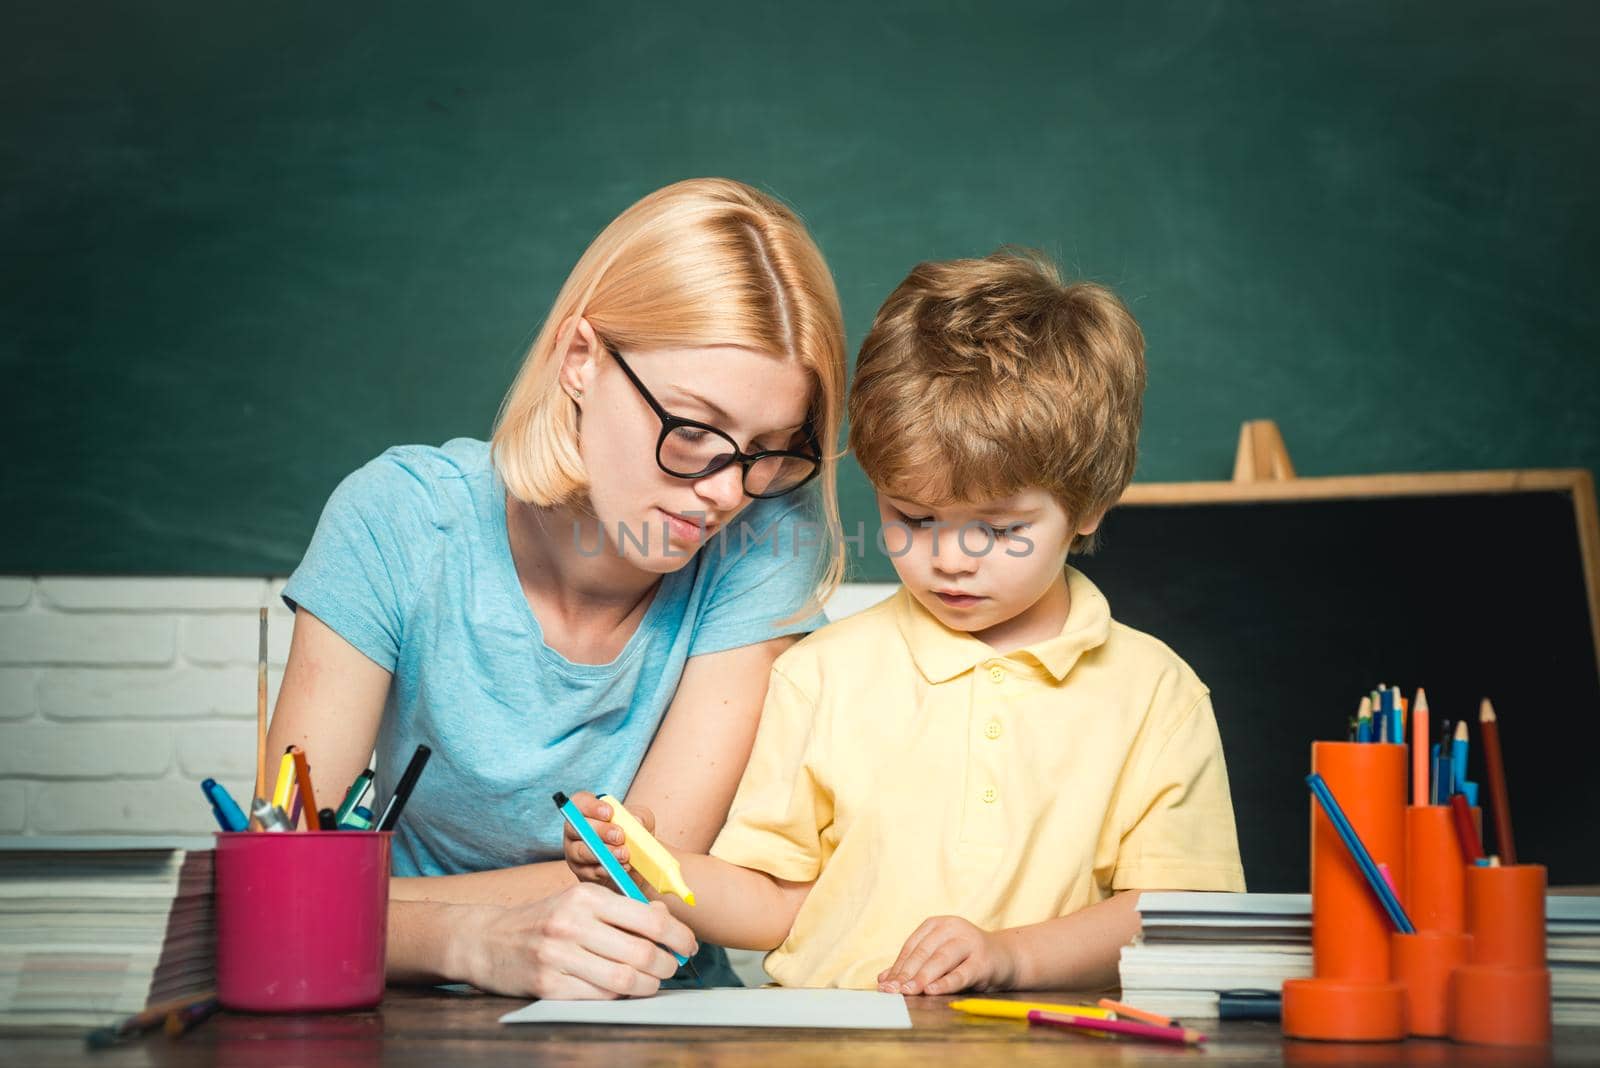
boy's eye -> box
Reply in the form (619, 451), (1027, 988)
(895, 510), (934, 527)
(987, 525), (1011, 538)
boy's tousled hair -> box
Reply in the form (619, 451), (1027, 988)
(848, 248), (1146, 553)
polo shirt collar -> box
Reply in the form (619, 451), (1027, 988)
(894, 567), (1113, 684)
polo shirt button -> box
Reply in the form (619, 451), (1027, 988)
(984, 720), (1002, 740)
(988, 666), (1004, 683)
(981, 786), (998, 804)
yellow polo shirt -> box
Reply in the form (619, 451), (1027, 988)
(710, 567), (1245, 988)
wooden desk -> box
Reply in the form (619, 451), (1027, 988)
(3, 988), (1594, 1066)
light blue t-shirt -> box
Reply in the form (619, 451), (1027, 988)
(282, 438), (827, 877)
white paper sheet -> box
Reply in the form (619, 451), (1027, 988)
(499, 987), (912, 1029)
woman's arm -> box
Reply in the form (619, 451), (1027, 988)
(625, 634), (801, 851)
(270, 608), (695, 997)
(387, 632), (799, 905)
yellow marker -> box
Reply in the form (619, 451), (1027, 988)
(597, 794), (695, 906)
(270, 751), (296, 812)
(949, 998), (1114, 1021)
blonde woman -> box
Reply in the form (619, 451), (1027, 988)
(267, 179), (847, 998)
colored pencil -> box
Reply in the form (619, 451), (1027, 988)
(1356, 695), (1373, 743)
(84, 990), (216, 1049)
(164, 996), (219, 1038)
(1306, 773), (1415, 933)
(1449, 792), (1484, 863)
(1029, 1010), (1205, 1046)
(1479, 698), (1516, 864)
(1452, 720), (1470, 795)
(1412, 688), (1430, 806)
(291, 747), (320, 830)
(1098, 998), (1176, 1028)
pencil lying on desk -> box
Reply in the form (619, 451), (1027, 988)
(1029, 1010), (1205, 1046)
(1097, 997), (1176, 1028)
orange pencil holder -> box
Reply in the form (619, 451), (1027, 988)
(1448, 863), (1551, 1047)
(1282, 742), (1409, 1042)
(1402, 805), (1469, 932)
(1391, 804), (1474, 1037)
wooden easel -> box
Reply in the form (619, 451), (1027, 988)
(1232, 419), (1296, 483)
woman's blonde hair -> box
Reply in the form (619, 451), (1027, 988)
(492, 178), (847, 608)
(849, 248), (1146, 554)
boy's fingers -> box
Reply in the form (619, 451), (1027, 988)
(924, 962), (975, 996)
(889, 930), (947, 989)
(884, 919), (938, 980)
(905, 940), (968, 994)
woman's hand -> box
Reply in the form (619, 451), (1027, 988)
(561, 791), (656, 886)
(876, 916), (1020, 996)
(450, 882), (696, 999)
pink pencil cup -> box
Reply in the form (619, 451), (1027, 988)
(215, 830), (391, 1012)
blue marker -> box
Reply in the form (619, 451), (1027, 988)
(200, 779), (247, 832)
(553, 792), (693, 969)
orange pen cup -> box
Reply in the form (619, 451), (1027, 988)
(1402, 805), (1469, 933)
(1448, 863), (1550, 1047)
(1390, 930), (1471, 1037)
(1282, 742), (1408, 1042)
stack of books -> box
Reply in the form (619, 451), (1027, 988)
(0, 849), (214, 1028)
(1120, 891), (1600, 1025)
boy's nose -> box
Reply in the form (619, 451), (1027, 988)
(930, 533), (981, 574)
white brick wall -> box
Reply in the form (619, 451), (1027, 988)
(0, 576), (897, 840)
(0, 578), (288, 839)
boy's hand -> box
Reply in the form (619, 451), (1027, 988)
(876, 916), (1019, 996)
(560, 791), (658, 888)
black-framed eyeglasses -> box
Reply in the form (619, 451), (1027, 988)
(603, 342), (822, 500)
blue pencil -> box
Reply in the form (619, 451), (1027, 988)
(1306, 773), (1415, 934)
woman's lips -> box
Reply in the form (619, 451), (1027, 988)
(660, 509), (714, 543)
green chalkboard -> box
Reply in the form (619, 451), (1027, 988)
(2, 2), (1597, 578)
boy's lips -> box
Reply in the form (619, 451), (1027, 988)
(933, 590), (985, 608)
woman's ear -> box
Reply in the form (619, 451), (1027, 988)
(557, 316), (602, 403)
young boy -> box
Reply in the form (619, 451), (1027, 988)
(565, 249), (1245, 994)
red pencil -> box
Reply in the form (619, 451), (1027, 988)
(1029, 1010), (1205, 1045)
(1479, 697), (1517, 865)
(1449, 792), (1484, 863)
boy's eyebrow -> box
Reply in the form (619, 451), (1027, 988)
(885, 494), (1037, 519)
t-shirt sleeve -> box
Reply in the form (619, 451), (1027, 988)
(1108, 691), (1248, 892)
(709, 664), (830, 882)
(280, 449), (442, 672)
(687, 495), (829, 658)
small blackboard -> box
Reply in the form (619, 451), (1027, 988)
(1084, 469), (1600, 892)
